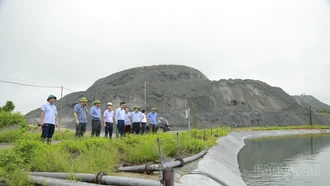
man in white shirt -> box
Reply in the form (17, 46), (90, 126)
(141, 109), (147, 134)
(103, 102), (114, 139)
(115, 102), (126, 138)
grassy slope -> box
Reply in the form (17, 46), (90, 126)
(0, 126), (227, 186)
(0, 124), (330, 185)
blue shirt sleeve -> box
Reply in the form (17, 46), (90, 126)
(73, 104), (79, 113)
(90, 107), (99, 118)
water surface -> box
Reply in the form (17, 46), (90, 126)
(238, 134), (330, 186)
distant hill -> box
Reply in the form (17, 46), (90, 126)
(293, 95), (330, 111)
(25, 65), (330, 130)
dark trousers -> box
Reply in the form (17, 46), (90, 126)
(75, 123), (87, 138)
(150, 124), (156, 134)
(117, 120), (125, 136)
(91, 120), (101, 137)
(124, 125), (131, 135)
(132, 123), (140, 134)
(41, 124), (55, 138)
(105, 122), (113, 138)
(141, 122), (146, 134)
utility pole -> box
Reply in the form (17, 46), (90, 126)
(192, 100), (197, 129)
(186, 108), (191, 139)
(58, 86), (63, 131)
(309, 105), (313, 126)
(144, 82), (147, 110)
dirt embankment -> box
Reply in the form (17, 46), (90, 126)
(25, 65), (330, 130)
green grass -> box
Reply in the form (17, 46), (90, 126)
(0, 123), (329, 185)
(232, 124), (330, 131)
(319, 110), (330, 114)
(0, 125), (73, 143)
(0, 111), (25, 129)
(0, 127), (229, 185)
(249, 132), (330, 141)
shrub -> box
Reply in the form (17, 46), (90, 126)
(0, 111), (26, 129)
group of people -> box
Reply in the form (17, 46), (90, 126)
(39, 94), (158, 144)
(81, 98), (158, 138)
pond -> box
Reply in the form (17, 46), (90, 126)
(238, 134), (330, 186)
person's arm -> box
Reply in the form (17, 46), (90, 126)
(40, 111), (44, 126)
(128, 113), (133, 125)
(85, 104), (89, 115)
(40, 104), (45, 126)
(103, 111), (106, 127)
(115, 109), (118, 124)
(146, 113), (150, 123)
(55, 115), (59, 127)
(112, 112), (115, 124)
(90, 107), (99, 118)
(73, 105), (79, 125)
(140, 113), (144, 122)
(55, 107), (59, 127)
(74, 112), (79, 125)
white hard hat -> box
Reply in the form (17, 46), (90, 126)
(107, 102), (113, 106)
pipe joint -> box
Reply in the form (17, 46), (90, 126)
(145, 162), (154, 175)
(175, 158), (185, 167)
(95, 171), (107, 184)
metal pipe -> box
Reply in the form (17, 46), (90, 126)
(29, 175), (100, 186)
(30, 172), (95, 182)
(163, 168), (174, 186)
(118, 148), (208, 173)
(102, 176), (166, 186)
(29, 172), (184, 186)
(182, 147), (208, 164)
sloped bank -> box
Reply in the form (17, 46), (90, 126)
(179, 129), (330, 186)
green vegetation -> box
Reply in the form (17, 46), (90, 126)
(1, 104), (329, 186)
(0, 101), (15, 112)
(319, 110), (330, 114)
(249, 132), (330, 141)
(0, 125), (73, 143)
(0, 112), (25, 129)
(0, 101), (25, 129)
(0, 127), (229, 185)
(233, 124), (330, 131)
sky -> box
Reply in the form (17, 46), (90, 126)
(0, 0), (329, 114)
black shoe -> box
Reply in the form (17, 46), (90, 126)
(40, 137), (45, 143)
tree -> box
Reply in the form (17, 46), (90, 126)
(1, 101), (15, 112)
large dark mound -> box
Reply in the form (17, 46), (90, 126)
(25, 65), (330, 129)
(293, 95), (330, 111)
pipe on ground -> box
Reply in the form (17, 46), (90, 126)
(118, 147), (208, 173)
(29, 175), (101, 186)
(29, 172), (184, 186)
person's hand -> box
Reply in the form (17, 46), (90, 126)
(40, 121), (44, 126)
(55, 123), (59, 128)
(103, 123), (106, 127)
(75, 120), (79, 126)
(98, 116), (101, 119)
